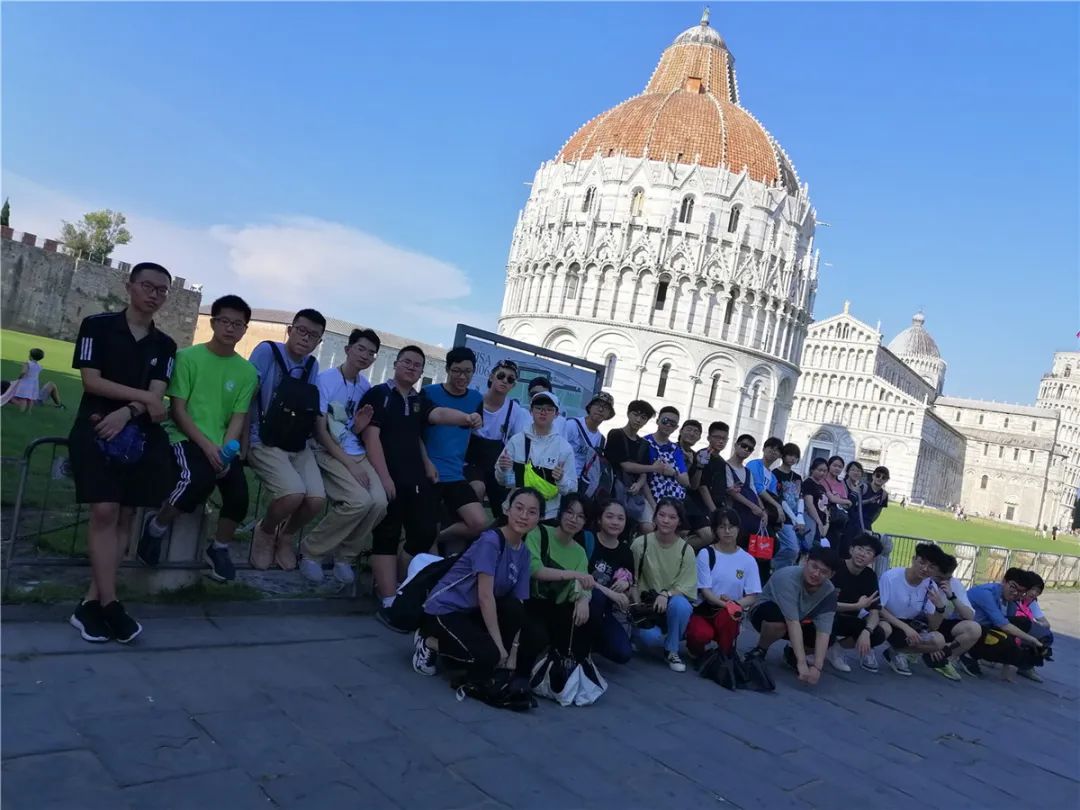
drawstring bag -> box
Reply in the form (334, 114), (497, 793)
(747, 520), (775, 561)
(96, 422), (146, 466)
(530, 621), (607, 707)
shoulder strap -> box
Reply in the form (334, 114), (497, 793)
(539, 524), (550, 566)
(500, 399), (516, 441)
(583, 530), (596, 561)
(301, 355), (316, 383)
(637, 534), (649, 582)
(266, 341), (290, 376)
(706, 546), (716, 570)
(524, 434), (532, 462)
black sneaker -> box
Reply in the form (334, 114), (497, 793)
(69, 600), (110, 643)
(101, 601), (142, 643)
(137, 514), (165, 567)
(204, 544), (236, 582)
(958, 654), (983, 678)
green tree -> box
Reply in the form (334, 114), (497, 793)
(60, 209), (132, 261)
(0, 198), (9, 227)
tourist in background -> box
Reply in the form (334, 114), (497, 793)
(8, 347), (45, 411)
(465, 359), (529, 520)
(302, 328), (386, 585)
(630, 498), (696, 672)
(67, 262), (177, 643)
(244, 309), (328, 572)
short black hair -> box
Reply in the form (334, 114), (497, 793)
(528, 377), (552, 392)
(763, 437), (784, 452)
(293, 308), (326, 329)
(130, 261), (172, 282)
(846, 460), (864, 475)
(348, 328), (381, 350)
(1027, 573), (1045, 592)
(849, 533), (883, 557)
(681, 419), (702, 432)
(211, 294), (252, 323)
(939, 552), (958, 577)
(397, 345), (426, 362)
(915, 543), (949, 570)
(1003, 567), (1029, 587)
(658, 405), (680, 419)
(708, 421), (729, 435)
(782, 442), (801, 459)
(808, 546), (840, 572)
(29, 348), (44, 361)
(873, 466), (891, 480)
(736, 433), (756, 447)
(628, 399), (656, 418)
(445, 346), (476, 369)
(808, 457), (828, 472)
(710, 508), (741, 534)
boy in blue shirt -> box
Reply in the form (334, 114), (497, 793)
(964, 567), (1045, 681)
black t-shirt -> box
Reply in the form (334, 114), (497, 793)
(361, 381), (434, 487)
(71, 310), (177, 425)
(700, 456), (730, 511)
(583, 535), (635, 588)
(801, 478), (829, 525)
(830, 562), (879, 606)
(605, 428), (647, 485)
(774, 469), (803, 525)
(858, 485), (889, 530)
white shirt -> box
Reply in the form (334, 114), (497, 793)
(474, 397), (530, 443)
(316, 367), (371, 457)
(938, 576), (972, 618)
(695, 546), (762, 604)
(563, 417), (604, 491)
(878, 567), (933, 621)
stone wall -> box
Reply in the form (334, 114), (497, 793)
(0, 234), (201, 347)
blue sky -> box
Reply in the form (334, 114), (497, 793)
(2, 1), (1076, 403)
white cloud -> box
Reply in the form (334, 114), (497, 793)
(0, 172), (490, 344)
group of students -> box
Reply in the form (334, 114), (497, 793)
(59, 264), (1054, 716)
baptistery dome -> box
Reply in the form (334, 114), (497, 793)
(498, 11), (820, 440)
(888, 312), (947, 395)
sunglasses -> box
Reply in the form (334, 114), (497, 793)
(738, 443), (754, 451)
(494, 372), (517, 384)
(658, 418), (679, 427)
(874, 473), (889, 481)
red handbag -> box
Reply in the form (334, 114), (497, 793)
(747, 522), (775, 560)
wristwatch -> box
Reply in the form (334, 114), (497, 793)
(935, 605), (946, 614)
(947, 594), (957, 602)
(127, 404), (139, 419)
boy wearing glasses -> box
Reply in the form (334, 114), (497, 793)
(526, 377), (565, 434)
(137, 295), (258, 584)
(643, 407), (691, 529)
(300, 328), (387, 586)
(423, 347), (488, 553)
(68, 262), (177, 644)
(466, 359), (529, 519)
(244, 309), (328, 572)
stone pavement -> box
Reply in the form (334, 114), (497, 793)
(3, 593), (1078, 810)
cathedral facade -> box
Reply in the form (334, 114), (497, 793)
(498, 13), (816, 441)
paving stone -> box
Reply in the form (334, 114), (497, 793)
(271, 685), (399, 747)
(120, 769), (272, 810)
(450, 753), (585, 806)
(1, 692), (83, 759)
(388, 706), (499, 765)
(1, 749), (128, 810)
(258, 765), (402, 809)
(74, 709), (228, 786)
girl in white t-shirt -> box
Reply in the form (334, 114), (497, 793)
(686, 509), (762, 657)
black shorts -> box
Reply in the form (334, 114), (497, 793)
(68, 419), (172, 507)
(166, 441), (249, 523)
(750, 601), (816, 646)
(938, 618), (962, 639)
(437, 480), (480, 514)
(371, 481), (438, 556)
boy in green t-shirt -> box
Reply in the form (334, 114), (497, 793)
(138, 295), (258, 582)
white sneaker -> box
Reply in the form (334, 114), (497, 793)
(332, 561), (356, 585)
(886, 649), (912, 676)
(860, 652), (879, 673)
(299, 558), (324, 584)
(412, 631), (437, 676)
(666, 652), (687, 672)
(826, 646), (852, 673)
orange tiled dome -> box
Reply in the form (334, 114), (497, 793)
(556, 13), (799, 193)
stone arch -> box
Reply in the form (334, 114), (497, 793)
(542, 327), (579, 357)
(509, 321), (538, 344)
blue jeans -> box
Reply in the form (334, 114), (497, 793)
(773, 524), (800, 571)
(632, 593), (692, 654)
(588, 589), (632, 664)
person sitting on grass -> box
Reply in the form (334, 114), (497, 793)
(581, 499), (635, 664)
(826, 533), (888, 674)
(922, 554), (982, 681)
(686, 508), (761, 661)
(414, 487), (541, 694)
(0, 378), (64, 409)
(138, 295), (258, 583)
(630, 497), (697, 672)
(745, 547), (839, 688)
(876, 543), (950, 676)
(965, 568), (1046, 683)
(1011, 574), (1053, 682)
(2, 348), (67, 410)
(517, 493), (597, 680)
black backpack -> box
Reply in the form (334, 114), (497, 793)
(257, 342), (319, 451)
(383, 533), (507, 633)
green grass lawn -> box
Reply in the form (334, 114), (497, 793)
(876, 504), (1078, 555)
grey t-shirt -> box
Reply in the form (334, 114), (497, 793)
(759, 564), (837, 634)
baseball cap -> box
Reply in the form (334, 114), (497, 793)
(530, 391), (561, 411)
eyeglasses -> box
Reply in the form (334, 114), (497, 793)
(351, 345), (377, 358)
(211, 317), (247, 330)
(448, 366), (474, 377)
(738, 443), (754, 451)
(494, 372), (517, 384)
(290, 325), (323, 341)
(563, 510), (586, 522)
(658, 418), (679, 427)
(533, 406), (556, 414)
(136, 280), (170, 297)
(397, 358), (424, 371)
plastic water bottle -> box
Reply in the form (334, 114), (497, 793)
(219, 440), (241, 466)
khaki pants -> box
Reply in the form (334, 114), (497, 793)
(301, 450), (388, 562)
(248, 443), (326, 500)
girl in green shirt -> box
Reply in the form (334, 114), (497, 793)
(630, 497), (696, 672)
(517, 494), (598, 677)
